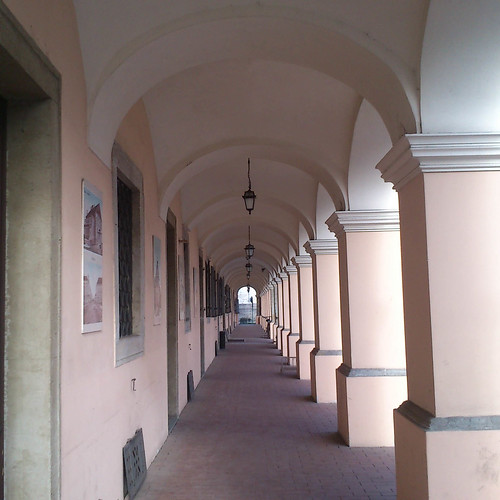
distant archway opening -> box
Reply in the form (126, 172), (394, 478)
(237, 286), (257, 324)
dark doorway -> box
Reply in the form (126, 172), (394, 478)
(199, 255), (205, 376)
(0, 97), (6, 500)
(166, 213), (179, 432)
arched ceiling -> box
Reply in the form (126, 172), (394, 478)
(72, 0), (428, 293)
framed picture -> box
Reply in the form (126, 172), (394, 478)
(153, 235), (161, 325)
(82, 180), (103, 333)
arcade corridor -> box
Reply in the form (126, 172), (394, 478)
(136, 325), (396, 500)
(2, 1), (500, 498)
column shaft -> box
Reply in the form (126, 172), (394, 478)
(378, 134), (500, 498)
(328, 211), (407, 446)
(305, 240), (342, 403)
(285, 265), (300, 369)
(292, 255), (315, 380)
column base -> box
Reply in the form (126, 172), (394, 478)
(280, 329), (290, 357)
(271, 322), (278, 344)
(276, 326), (284, 352)
(336, 363), (407, 446)
(286, 332), (300, 364)
(394, 401), (500, 499)
(296, 340), (315, 380)
(310, 349), (342, 403)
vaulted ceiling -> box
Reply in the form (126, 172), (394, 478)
(73, 0), (428, 292)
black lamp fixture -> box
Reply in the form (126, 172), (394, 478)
(245, 261), (253, 273)
(242, 158), (256, 214)
(244, 225), (255, 260)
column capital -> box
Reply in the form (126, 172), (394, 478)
(304, 239), (338, 256)
(327, 210), (399, 237)
(377, 133), (500, 191)
(284, 265), (297, 275)
(273, 276), (282, 284)
(279, 271), (288, 281)
(291, 255), (312, 268)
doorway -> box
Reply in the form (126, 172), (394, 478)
(0, 97), (6, 500)
(199, 255), (205, 376)
(166, 212), (179, 431)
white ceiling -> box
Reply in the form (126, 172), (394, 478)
(72, 0), (429, 291)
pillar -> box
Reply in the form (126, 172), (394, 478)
(285, 265), (300, 365)
(292, 255), (315, 380)
(274, 275), (284, 352)
(270, 279), (278, 343)
(304, 240), (342, 403)
(279, 271), (290, 357)
(378, 134), (500, 499)
(327, 210), (407, 446)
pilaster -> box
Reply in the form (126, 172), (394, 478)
(291, 255), (314, 380)
(304, 239), (342, 403)
(377, 134), (500, 498)
(326, 210), (406, 446)
(278, 271), (290, 357)
(285, 265), (300, 371)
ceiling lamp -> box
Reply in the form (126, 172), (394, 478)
(242, 158), (256, 214)
(245, 262), (253, 273)
(244, 225), (255, 260)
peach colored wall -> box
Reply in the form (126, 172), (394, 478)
(426, 172), (500, 416)
(345, 231), (405, 369)
(314, 253), (341, 350)
(2, 2), (176, 497)
(398, 175), (435, 413)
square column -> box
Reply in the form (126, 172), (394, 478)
(279, 271), (290, 358)
(274, 276), (284, 352)
(327, 210), (407, 446)
(304, 240), (342, 403)
(269, 280), (278, 343)
(378, 134), (500, 499)
(292, 255), (315, 380)
(285, 265), (300, 368)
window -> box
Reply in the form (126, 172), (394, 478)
(112, 143), (145, 366)
(183, 229), (191, 332)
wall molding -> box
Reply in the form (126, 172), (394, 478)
(327, 210), (400, 237)
(377, 133), (500, 191)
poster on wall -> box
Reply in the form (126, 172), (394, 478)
(153, 235), (161, 325)
(82, 180), (103, 333)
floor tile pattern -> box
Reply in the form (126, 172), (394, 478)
(136, 325), (396, 500)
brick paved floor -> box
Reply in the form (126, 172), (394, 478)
(136, 325), (396, 500)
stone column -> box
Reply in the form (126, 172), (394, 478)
(292, 255), (315, 380)
(327, 210), (407, 446)
(377, 134), (500, 499)
(285, 265), (300, 364)
(304, 240), (342, 403)
(279, 271), (290, 357)
(269, 279), (278, 343)
(274, 275), (284, 352)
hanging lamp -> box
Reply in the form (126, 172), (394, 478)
(242, 158), (256, 214)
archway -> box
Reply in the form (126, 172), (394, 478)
(237, 286), (257, 324)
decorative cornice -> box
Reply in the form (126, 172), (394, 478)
(279, 272), (288, 281)
(304, 239), (338, 256)
(291, 255), (312, 268)
(326, 210), (399, 237)
(273, 276), (282, 284)
(377, 134), (500, 191)
(284, 265), (297, 275)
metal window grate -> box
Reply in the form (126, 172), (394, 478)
(123, 428), (147, 500)
(117, 177), (133, 337)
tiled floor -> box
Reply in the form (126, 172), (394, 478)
(136, 325), (397, 500)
